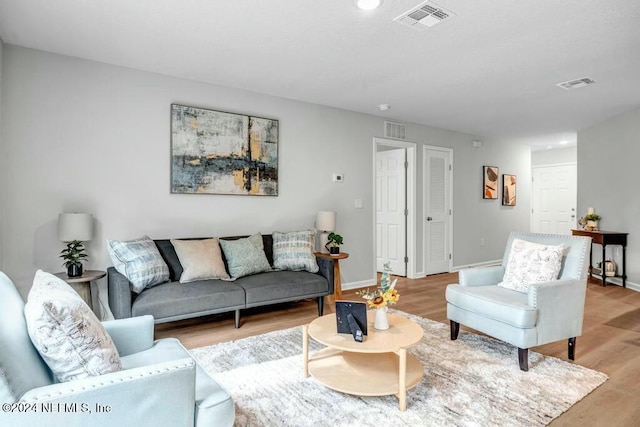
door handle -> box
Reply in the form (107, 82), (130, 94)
(427, 217), (433, 221)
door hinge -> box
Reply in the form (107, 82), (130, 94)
(449, 253), (452, 260)
(404, 209), (408, 216)
(449, 209), (452, 215)
(404, 256), (409, 263)
(404, 161), (408, 169)
(449, 164), (452, 171)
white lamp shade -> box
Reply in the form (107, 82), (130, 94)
(58, 213), (94, 242)
(316, 211), (336, 232)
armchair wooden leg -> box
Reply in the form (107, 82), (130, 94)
(450, 320), (460, 340)
(568, 337), (576, 360)
(518, 348), (529, 371)
(234, 309), (241, 328)
(317, 296), (324, 316)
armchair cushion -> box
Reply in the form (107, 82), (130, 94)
(446, 284), (537, 328)
(498, 238), (565, 293)
(24, 271), (121, 383)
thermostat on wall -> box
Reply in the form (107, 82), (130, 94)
(333, 173), (344, 183)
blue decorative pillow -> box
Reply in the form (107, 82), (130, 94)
(219, 233), (272, 279)
(107, 236), (169, 293)
(273, 229), (319, 273)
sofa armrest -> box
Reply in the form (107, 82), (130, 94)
(458, 265), (505, 287)
(528, 279), (587, 344)
(315, 257), (335, 294)
(107, 267), (133, 319)
(102, 315), (154, 357)
(11, 359), (196, 427)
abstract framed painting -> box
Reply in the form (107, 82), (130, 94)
(502, 174), (517, 206)
(170, 104), (278, 196)
(483, 166), (499, 199)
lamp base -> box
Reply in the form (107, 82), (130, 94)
(318, 232), (330, 254)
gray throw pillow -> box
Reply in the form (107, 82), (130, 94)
(273, 229), (319, 273)
(219, 233), (271, 279)
(107, 235), (170, 293)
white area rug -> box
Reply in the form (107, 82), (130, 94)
(190, 311), (607, 426)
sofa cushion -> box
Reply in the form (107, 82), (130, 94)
(171, 238), (230, 283)
(237, 271), (329, 306)
(108, 235), (170, 293)
(499, 238), (565, 293)
(132, 280), (245, 321)
(24, 270), (122, 382)
(446, 284), (537, 328)
(272, 229), (319, 273)
(219, 233), (272, 279)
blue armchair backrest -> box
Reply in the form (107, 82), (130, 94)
(502, 232), (592, 281)
(0, 272), (53, 402)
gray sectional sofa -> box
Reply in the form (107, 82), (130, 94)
(108, 234), (335, 327)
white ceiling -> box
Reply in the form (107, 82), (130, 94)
(1, 0), (639, 149)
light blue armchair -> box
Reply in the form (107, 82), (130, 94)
(0, 271), (234, 426)
(446, 232), (591, 371)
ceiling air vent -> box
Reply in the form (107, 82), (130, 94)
(394, 1), (455, 31)
(385, 121), (407, 140)
(556, 77), (595, 90)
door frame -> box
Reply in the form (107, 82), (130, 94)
(530, 162), (577, 233)
(373, 137), (417, 279)
(422, 145), (454, 275)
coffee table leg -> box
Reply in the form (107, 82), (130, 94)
(398, 348), (407, 411)
(302, 324), (309, 378)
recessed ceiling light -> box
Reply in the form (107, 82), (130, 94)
(356, 0), (382, 10)
(546, 145), (553, 150)
(378, 104), (391, 111)
(559, 140), (569, 145)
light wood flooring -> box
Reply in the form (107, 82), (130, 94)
(155, 273), (640, 426)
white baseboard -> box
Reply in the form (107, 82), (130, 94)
(342, 279), (376, 292)
(451, 259), (502, 272)
(592, 276), (640, 292)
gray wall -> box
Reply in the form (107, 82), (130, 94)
(577, 108), (640, 287)
(1, 45), (532, 301)
(532, 146), (576, 166)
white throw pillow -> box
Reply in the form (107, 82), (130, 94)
(171, 238), (230, 283)
(272, 229), (319, 273)
(107, 235), (170, 293)
(498, 238), (565, 293)
(24, 270), (122, 383)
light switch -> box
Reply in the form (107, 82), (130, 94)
(333, 173), (344, 183)
(355, 199), (363, 209)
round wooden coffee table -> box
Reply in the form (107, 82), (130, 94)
(302, 312), (424, 411)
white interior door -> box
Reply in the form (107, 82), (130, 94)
(376, 148), (407, 276)
(424, 148), (452, 275)
(531, 163), (577, 234)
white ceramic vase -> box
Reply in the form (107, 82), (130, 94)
(374, 307), (389, 330)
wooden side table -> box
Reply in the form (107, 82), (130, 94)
(54, 270), (106, 312)
(571, 229), (628, 287)
(314, 252), (349, 299)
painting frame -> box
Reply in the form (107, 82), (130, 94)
(483, 166), (499, 199)
(170, 104), (279, 196)
(502, 174), (517, 206)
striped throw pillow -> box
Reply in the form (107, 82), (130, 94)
(107, 235), (169, 293)
(272, 229), (319, 273)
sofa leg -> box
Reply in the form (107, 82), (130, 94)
(450, 320), (460, 340)
(568, 337), (576, 360)
(518, 348), (529, 371)
(317, 296), (324, 316)
(234, 310), (241, 328)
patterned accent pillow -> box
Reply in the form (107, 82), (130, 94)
(170, 238), (231, 283)
(24, 270), (122, 383)
(273, 229), (319, 273)
(107, 235), (169, 293)
(498, 238), (565, 293)
(219, 233), (272, 279)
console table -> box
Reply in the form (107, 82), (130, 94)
(571, 229), (627, 287)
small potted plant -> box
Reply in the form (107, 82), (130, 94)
(60, 240), (88, 277)
(325, 232), (343, 255)
(584, 213), (601, 231)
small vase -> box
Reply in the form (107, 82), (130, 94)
(374, 307), (389, 330)
(67, 264), (83, 278)
(604, 259), (616, 277)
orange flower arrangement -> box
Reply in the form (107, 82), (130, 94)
(356, 262), (399, 309)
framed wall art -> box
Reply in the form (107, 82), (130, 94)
(483, 166), (499, 199)
(502, 174), (517, 206)
(170, 104), (279, 196)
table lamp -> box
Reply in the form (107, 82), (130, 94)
(316, 211), (336, 254)
(58, 213), (94, 277)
